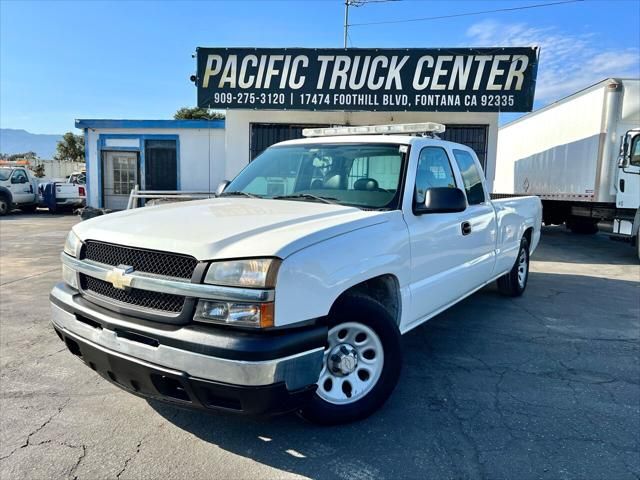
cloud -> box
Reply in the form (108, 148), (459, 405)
(465, 20), (640, 104)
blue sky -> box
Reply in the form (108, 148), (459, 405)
(1, 0), (639, 134)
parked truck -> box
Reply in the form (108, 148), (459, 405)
(51, 123), (541, 424)
(38, 171), (87, 213)
(495, 78), (640, 258)
(0, 165), (40, 215)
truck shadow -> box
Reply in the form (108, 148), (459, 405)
(534, 226), (639, 265)
(148, 271), (639, 479)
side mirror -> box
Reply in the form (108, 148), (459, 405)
(215, 180), (230, 196)
(618, 156), (630, 168)
(415, 187), (467, 214)
(619, 131), (639, 168)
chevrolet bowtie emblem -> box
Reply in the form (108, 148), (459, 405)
(105, 264), (134, 290)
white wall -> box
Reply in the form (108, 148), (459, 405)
(224, 110), (499, 190)
(34, 160), (85, 181)
(84, 127), (226, 207)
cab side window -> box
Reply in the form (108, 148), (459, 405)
(415, 147), (456, 204)
(631, 136), (640, 167)
(11, 170), (27, 184)
(452, 149), (486, 205)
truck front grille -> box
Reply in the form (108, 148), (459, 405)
(81, 276), (185, 313)
(79, 241), (197, 315)
(83, 241), (198, 279)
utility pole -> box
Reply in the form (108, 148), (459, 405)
(343, 0), (350, 48)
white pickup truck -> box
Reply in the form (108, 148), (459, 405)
(0, 166), (39, 215)
(39, 171), (86, 213)
(50, 123), (541, 424)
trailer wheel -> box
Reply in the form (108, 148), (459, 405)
(497, 237), (530, 297)
(567, 218), (598, 234)
(298, 294), (402, 425)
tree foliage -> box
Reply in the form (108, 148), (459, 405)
(55, 132), (84, 162)
(32, 163), (46, 177)
(174, 107), (225, 120)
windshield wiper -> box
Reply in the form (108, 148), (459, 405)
(272, 194), (338, 204)
(219, 191), (261, 199)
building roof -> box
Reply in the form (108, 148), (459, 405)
(75, 119), (225, 130)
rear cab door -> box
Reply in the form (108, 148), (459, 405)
(448, 146), (499, 281)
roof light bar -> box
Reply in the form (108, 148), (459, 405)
(302, 122), (446, 137)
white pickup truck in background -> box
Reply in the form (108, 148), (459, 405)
(51, 123), (541, 424)
(39, 171), (86, 213)
(0, 165), (39, 215)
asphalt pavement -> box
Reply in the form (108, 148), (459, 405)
(1, 212), (638, 479)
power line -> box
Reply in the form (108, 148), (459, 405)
(351, 0), (402, 5)
(349, 0), (583, 27)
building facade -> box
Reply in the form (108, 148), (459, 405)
(78, 111), (498, 209)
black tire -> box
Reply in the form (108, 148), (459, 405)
(497, 237), (530, 297)
(566, 218), (598, 234)
(0, 196), (9, 216)
(298, 294), (402, 425)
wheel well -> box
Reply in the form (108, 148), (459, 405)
(523, 227), (533, 250)
(332, 274), (401, 326)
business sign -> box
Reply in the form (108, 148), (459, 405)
(196, 47), (539, 112)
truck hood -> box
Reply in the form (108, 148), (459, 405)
(73, 198), (389, 260)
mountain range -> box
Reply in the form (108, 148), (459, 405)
(0, 128), (62, 159)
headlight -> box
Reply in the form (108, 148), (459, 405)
(194, 300), (274, 328)
(63, 230), (82, 257)
(204, 258), (281, 288)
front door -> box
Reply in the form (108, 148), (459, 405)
(616, 133), (640, 210)
(102, 151), (139, 210)
(9, 169), (34, 203)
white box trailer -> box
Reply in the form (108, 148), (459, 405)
(495, 78), (640, 258)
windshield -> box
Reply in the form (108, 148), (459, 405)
(226, 143), (407, 209)
(0, 168), (11, 181)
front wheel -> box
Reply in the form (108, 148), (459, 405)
(0, 197), (8, 216)
(497, 237), (530, 297)
(298, 295), (402, 425)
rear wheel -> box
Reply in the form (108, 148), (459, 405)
(299, 295), (402, 425)
(497, 237), (530, 297)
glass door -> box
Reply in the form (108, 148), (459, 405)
(102, 151), (139, 210)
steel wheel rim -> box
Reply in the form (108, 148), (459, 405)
(517, 248), (528, 288)
(316, 322), (384, 405)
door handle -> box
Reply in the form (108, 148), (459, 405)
(620, 179), (625, 192)
(461, 221), (472, 236)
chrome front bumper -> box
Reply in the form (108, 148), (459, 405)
(50, 284), (324, 391)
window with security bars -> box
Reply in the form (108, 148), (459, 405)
(250, 123), (328, 160)
(441, 125), (489, 171)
